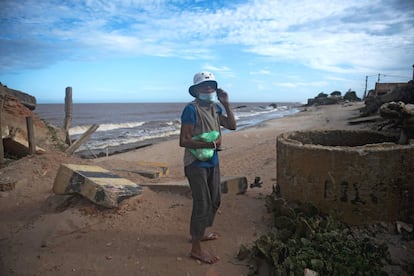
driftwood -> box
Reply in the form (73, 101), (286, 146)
(65, 124), (99, 155)
(379, 101), (414, 144)
(380, 101), (414, 120)
(361, 82), (414, 116)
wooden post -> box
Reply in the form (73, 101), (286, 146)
(0, 92), (5, 164)
(65, 124), (99, 155)
(26, 116), (36, 155)
(64, 87), (73, 145)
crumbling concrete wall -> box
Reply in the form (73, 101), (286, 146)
(276, 130), (414, 224)
(374, 82), (410, 96)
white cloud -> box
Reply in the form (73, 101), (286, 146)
(250, 70), (272, 76)
(1, 0), (413, 79)
(202, 64), (235, 79)
(275, 81), (328, 88)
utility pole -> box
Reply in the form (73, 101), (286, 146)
(377, 73), (381, 83)
(363, 75), (368, 99)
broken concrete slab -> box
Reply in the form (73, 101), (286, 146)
(3, 136), (46, 158)
(53, 164), (143, 208)
(348, 115), (382, 125)
(220, 176), (248, 194)
(141, 176), (248, 195)
(136, 161), (169, 177)
(140, 181), (190, 195)
(113, 168), (161, 179)
(111, 161), (170, 179)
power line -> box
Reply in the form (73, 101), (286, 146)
(381, 74), (409, 79)
(363, 74), (382, 98)
(363, 72), (411, 99)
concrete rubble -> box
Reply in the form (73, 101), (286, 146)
(53, 163), (143, 208)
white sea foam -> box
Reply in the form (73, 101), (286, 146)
(69, 121), (145, 135)
(77, 128), (181, 151)
(36, 102), (300, 156)
(234, 106), (282, 119)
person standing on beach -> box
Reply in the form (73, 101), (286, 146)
(179, 71), (237, 264)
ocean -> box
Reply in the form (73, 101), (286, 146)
(35, 102), (300, 158)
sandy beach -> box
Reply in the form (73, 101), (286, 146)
(0, 102), (412, 275)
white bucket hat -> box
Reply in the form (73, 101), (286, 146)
(188, 71), (218, 97)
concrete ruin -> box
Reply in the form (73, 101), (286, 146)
(276, 130), (414, 224)
(53, 164), (143, 208)
(1, 85), (64, 159)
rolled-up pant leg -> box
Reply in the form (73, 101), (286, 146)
(185, 165), (221, 240)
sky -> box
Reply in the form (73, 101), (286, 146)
(1, 0), (413, 104)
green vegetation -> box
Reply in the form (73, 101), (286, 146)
(239, 189), (390, 275)
(307, 89), (361, 106)
(43, 120), (67, 151)
(330, 91), (342, 97)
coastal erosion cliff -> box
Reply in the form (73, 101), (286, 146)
(0, 84), (64, 160)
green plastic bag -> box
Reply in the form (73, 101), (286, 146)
(189, 130), (220, 161)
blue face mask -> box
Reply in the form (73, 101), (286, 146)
(198, 92), (216, 103)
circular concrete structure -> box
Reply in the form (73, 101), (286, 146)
(276, 130), (414, 224)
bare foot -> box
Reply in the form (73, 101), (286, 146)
(190, 250), (219, 264)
